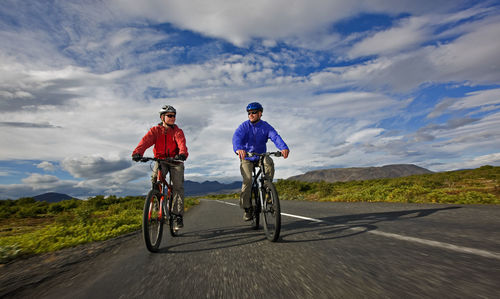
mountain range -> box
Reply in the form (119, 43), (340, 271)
(184, 180), (241, 196)
(30, 180), (242, 202)
(33, 192), (75, 202)
(287, 164), (432, 183)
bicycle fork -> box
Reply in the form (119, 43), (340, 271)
(256, 181), (266, 212)
(148, 193), (168, 223)
(158, 185), (171, 222)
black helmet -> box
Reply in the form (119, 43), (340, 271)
(246, 102), (263, 112)
(159, 105), (176, 116)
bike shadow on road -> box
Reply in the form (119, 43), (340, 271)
(278, 206), (461, 243)
(156, 225), (267, 254)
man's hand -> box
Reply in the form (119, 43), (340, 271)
(174, 154), (187, 161)
(132, 154), (142, 162)
(281, 149), (289, 159)
(236, 149), (246, 160)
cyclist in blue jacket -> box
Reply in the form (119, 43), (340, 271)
(232, 102), (290, 221)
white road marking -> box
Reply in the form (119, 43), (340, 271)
(281, 212), (325, 223)
(215, 200), (238, 206)
(214, 200), (500, 260)
(368, 230), (500, 260)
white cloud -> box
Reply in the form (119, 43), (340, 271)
(435, 153), (500, 171)
(429, 88), (500, 118)
(61, 156), (132, 179)
(22, 174), (59, 185)
(346, 128), (384, 144)
(111, 0), (465, 47)
(450, 88), (500, 110)
(36, 161), (56, 172)
(309, 91), (404, 119)
(316, 14), (500, 92)
(429, 19), (500, 84)
(349, 16), (429, 57)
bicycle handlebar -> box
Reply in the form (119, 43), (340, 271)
(247, 151), (282, 158)
(135, 157), (184, 163)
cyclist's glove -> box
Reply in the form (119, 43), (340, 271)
(132, 154), (142, 162)
(174, 154), (187, 161)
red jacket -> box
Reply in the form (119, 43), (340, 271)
(132, 124), (188, 159)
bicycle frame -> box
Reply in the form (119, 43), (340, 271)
(250, 151), (280, 199)
(154, 166), (171, 221)
(251, 158), (269, 210)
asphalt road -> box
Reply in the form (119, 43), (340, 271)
(9, 199), (500, 298)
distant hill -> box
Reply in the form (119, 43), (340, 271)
(25, 181), (241, 201)
(288, 164), (433, 183)
(33, 192), (76, 203)
(185, 180), (241, 196)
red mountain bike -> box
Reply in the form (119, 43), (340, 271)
(136, 157), (183, 252)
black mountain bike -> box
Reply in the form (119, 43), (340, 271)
(247, 151), (282, 242)
(136, 157), (183, 252)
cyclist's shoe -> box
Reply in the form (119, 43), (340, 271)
(243, 208), (252, 221)
(174, 216), (183, 230)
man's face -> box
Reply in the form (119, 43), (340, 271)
(162, 113), (176, 125)
(247, 110), (262, 123)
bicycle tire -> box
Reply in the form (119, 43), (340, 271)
(168, 196), (178, 237)
(142, 190), (164, 252)
(251, 185), (260, 230)
(262, 182), (281, 242)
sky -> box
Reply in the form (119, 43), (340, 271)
(1, 0), (499, 199)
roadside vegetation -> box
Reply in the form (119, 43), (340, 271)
(0, 195), (199, 263)
(276, 165), (499, 204)
(207, 165), (500, 205)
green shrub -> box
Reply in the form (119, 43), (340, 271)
(15, 202), (48, 218)
(16, 197), (36, 205)
(74, 202), (94, 224)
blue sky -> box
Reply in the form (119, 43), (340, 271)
(1, 0), (499, 199)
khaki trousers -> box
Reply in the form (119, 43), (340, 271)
(240, 156), (274, 209)
(152, 161), (185, 216)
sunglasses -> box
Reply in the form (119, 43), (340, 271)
(165, 114), (176, 118)
(248, 111), (259, 115)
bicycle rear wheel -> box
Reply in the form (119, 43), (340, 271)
(251, 186), (260, 230)
(262, 182), (281, 242)
(142, 190), (164, 252)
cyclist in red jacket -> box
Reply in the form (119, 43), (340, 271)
(132, 105), (188, 229)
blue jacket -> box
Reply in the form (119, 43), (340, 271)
(232, 120), (289, 161)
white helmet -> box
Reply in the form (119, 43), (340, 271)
(159, 105), (176, 116)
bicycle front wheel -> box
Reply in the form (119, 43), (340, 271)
(262, 182), (281, 242)
(142, 190), (164, 252)
(251, 186), (260, 230)
(168, 197), (178, 237)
